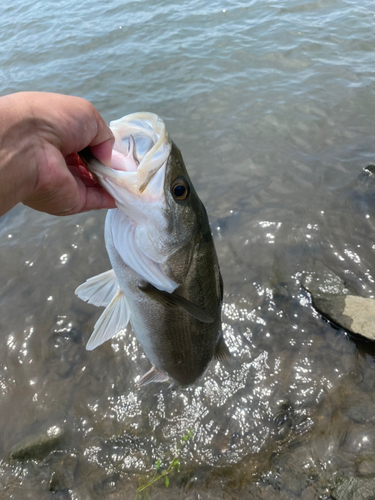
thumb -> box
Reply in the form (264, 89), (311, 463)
(89, 137), (114, 167)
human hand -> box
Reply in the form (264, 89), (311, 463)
(0, 92), (116, 217)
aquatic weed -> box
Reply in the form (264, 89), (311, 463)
(136, 429), (194, 498)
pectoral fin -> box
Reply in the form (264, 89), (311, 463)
(136, 366), (169, 386)
(86, 289), (130, 350)
(75, 269), (118, 307)
(139, 283), (214, 323)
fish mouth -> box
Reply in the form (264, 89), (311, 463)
(86, 112), (171, 194)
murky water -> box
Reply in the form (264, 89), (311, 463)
(2, 0), (375, 498)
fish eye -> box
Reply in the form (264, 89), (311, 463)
(172, 178), (189, 201)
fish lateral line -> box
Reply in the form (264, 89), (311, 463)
(138, 282), (214, 323)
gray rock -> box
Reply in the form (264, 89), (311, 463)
(332, 476), (375, 500)
(365, 164), (375, 176)
(301, 262), (375, 341)
(10, 425), (64, 462)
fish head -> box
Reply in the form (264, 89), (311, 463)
(163, 141), (203, 230)
(159, 141), (210, 283)
(82, 112), (171, 221)
(80, 113), (206, 289)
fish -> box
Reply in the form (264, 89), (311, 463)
(76, 112), (229, 387)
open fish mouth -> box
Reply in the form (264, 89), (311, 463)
(80, 112), (171, 195)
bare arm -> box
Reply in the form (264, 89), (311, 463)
(0, 92), (116, 217)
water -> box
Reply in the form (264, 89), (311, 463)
(1, 0), (375, 497)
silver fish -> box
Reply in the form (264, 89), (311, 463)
(76, 112), (229, 386)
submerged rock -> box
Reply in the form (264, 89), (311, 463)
(49, 453), (79, 492)
(331, 476), (375, 500)
(301, 261), (375, 342)
(9, 426), (64, 462)
(356, 454), (375, 477)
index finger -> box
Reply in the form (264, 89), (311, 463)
(25, 92), (115, 164)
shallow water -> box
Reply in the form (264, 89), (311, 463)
(1, 0), (375, 498)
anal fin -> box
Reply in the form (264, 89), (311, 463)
(136, 366), (169, 386)
(214, 335), (231, 361)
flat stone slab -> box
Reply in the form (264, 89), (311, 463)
(301, 261), (375, 341)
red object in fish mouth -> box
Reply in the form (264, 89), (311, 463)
(66, 152), (102, 188)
